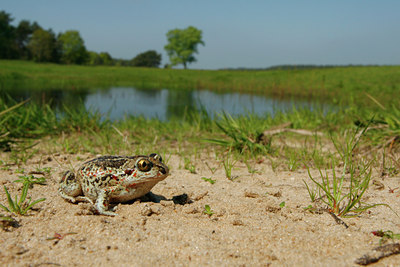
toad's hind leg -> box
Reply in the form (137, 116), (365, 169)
(59, 170), (92, 203)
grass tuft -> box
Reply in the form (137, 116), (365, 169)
(0, 184), (46, 216)
(304, 123), (394, 217)
(14, 175), (47, 187)
(205, 112), (272, 155)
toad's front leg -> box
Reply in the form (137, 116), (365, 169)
(94, 187), (119, 216)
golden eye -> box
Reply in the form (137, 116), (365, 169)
(137, 159), (152, 172)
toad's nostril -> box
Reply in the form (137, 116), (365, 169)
(160, 167), (167, 175)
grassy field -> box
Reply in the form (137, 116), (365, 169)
(1, 60), (400, 107)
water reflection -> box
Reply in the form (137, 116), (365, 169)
(2, 87), (327, 121)
(2, 88), (89, 111)
(85, 88), (169, 120)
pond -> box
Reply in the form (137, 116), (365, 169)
(3, 87), (329, 121)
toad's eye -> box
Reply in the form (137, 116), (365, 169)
(149, 153), (162, 162)
(137, 159), (152, 172)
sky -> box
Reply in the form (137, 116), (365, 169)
(2, 0), (400, 69)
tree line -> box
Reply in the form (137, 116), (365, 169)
(1, 10), (205, 69)
(0, 10), (162, 67)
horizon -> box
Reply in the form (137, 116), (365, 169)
(2, 0), (400, 69)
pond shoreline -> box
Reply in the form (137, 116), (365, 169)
(2, 86), (336, 122)
(1, 60), (399, 107)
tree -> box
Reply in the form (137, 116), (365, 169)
(27, 28), (59, 62)
(15, 20), (41, 59)
(131, 50), (161, 67)
(99, 52), (113, 65)
(0, 11), (17, 59)
(164, 26), (204, 69)
(87, 51), (113, 66)
(87, 51), (102, 65)
(58, 30), (88, 64)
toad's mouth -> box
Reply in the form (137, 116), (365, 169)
(160, 166), (168, 175)
(134, 171), (169, 183)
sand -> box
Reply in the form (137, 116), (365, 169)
(1, 151), (400, 266)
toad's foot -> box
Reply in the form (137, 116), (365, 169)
(59, 188), (93, 204)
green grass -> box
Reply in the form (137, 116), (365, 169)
(201, 177), (216, 184)
(205, 112), (272, 155)
(183, 156), (197, 174)
(0, 95), (109, 151)
(203, 205), (214, 216)
(0, 183), (46, 216)
(1, 60), (400, 107)
(222, 149), (238, 180)
(1, 91), (397, 172)
(304, 125), (393, 217)
(14, 175), (47, 187)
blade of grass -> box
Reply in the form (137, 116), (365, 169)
(23, 198), (46, 214)
(0, 98), (30, 117)
(4, 186), (16, 212)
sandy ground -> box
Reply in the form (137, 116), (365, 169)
(0, 151), (400, 267)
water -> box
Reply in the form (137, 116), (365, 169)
(3, 87), (327, 121)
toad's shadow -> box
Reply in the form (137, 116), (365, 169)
(122, 192), (191, 206)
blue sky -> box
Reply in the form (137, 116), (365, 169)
(2, 0), (400, 69)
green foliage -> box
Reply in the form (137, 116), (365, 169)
(222, 150), (237, 180)
(373, 106), (400, 142)
(0, 97), (59, 149)
(284, 149), (302, 171)
(0, 184), (46, 215)
(304, 127), (391, 217)
(0, 98), (37, 149)
(58, 103), (108, 132)
(0, 95), (108, 150)
(58, 30), (88, 64)
(0, 11), (18, 59)
(14, 175), (47, 187)
(99, 52), (113, 66)
(87, 51), (114, 66)
(131, 50), (161, 68)
(201, 177), (216, 184)
(206, 112), (271, 155)
(183, 156), (196, 174)
(0, 11), (42, 60)
(203, 205), (214, 216)
(303, 180), (317, 202)
(164, 26), (204, 69)
(1, 60), (399, 107)
(27, 28), (60, 62)
(15, 20), (40, 60)
(87, 51), (102, 65)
